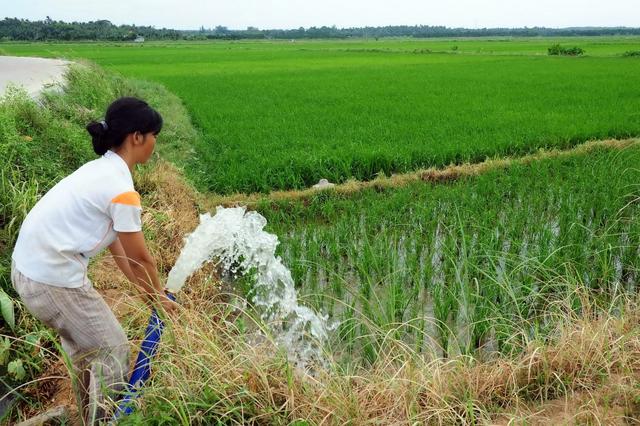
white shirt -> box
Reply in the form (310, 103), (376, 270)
(12, 150), (142, 288)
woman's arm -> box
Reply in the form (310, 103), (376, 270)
(116, 231), (179, 314)
(108, 237), (138, 284)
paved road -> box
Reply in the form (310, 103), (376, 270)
(0, 56), (70, 98)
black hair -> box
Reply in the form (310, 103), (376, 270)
(86, 97), (163, 156)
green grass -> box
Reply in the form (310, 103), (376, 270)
(2, 37), (640, 193)
(256, 145), (640, 360)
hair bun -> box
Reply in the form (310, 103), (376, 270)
(86, 121), (110, 155)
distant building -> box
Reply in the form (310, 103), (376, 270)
(134, 36), (145, 43)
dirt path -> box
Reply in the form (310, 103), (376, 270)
(0, 56), (70, 98)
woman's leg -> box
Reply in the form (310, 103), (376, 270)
(11, 263), (130, 425)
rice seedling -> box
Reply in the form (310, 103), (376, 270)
(257, 145), (640, 362)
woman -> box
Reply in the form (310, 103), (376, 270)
(11, 97), (179, 424)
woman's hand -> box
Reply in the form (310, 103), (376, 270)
(160, 295), (181, 316)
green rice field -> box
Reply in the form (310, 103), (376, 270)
(5, 36), (640, 422)
(3, 37), (640, 363)
(257, 144), (640, 360)
(2, 37), (640, 193)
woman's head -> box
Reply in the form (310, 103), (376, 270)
(86, 97), (163, 161)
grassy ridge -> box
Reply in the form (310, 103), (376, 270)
(117, 289), (640, 424)
(258, 145), (640, 360)
(2, 37), (640, 193)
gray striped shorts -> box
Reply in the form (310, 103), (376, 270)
(11, 261), (130, 424)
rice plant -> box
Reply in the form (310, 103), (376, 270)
(260, 145), (640, 362)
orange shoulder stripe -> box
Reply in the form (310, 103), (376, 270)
(111, 191), (141, 207)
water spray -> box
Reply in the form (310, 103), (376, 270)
(113, 206), (334, 420)
(165, 207), (333, 366)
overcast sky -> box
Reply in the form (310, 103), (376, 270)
(4, 0), (639, 30)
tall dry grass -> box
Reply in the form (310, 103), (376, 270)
(112, 284), (640, 425)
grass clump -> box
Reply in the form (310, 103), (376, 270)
(548, 44), (585, 56)
(623, 50), (640, 57)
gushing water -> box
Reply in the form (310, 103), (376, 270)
(166, 206), (333, 369)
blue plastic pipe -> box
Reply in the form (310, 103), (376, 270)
(113, 292), (176, 420)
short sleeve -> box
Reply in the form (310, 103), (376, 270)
(109, 191), (142, 232)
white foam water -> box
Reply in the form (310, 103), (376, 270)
(166, 206), (333, 369)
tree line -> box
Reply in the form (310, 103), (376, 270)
(2, 17), (640, 41)
(0, 17), (181, 41)
(198, 25), (640, 40)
